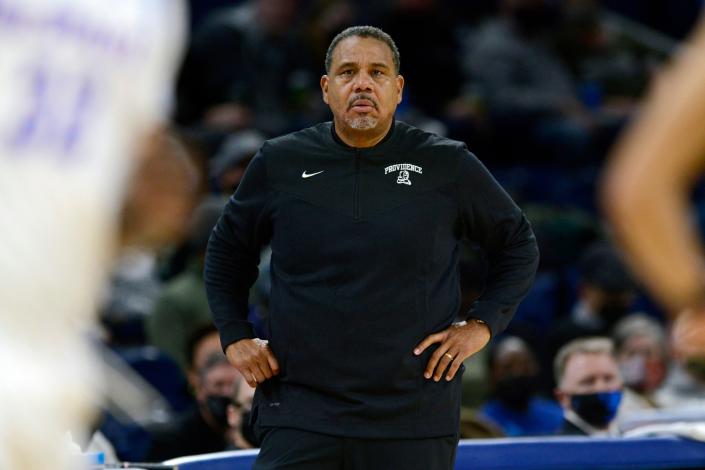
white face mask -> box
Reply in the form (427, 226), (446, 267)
(619, 355), (646, 389)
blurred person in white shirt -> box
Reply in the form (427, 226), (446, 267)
(0, 1), (195, 469)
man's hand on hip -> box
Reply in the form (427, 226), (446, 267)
(225, 338), (280, 388)
(413, 320), (491, 382)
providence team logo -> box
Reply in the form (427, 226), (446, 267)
(384, 163), (423, 186)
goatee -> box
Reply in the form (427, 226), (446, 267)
(346, 116), (377, 130)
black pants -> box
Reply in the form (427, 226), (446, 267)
(253, 427), (458, 470)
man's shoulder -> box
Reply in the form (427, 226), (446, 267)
(263, 122), (332, 155)
(395, 121), (468, 156)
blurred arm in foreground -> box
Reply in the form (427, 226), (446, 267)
(601, 17), (705, 358)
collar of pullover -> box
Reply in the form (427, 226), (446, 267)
(329, 118), (398, 154)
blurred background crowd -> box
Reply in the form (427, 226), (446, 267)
(88, 0), (705, 464)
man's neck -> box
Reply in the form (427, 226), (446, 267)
(333, 118), (393, 148)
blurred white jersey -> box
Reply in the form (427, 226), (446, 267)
(0, 0), (186, 468)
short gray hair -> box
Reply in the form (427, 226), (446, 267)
(325, 26), (400, 74)
(554, 337), (615, 387)
(612, 314), (666, 357)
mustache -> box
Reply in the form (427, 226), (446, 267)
(348, 94), (378, 110)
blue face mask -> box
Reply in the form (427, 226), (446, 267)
(570, 390), (623, 428)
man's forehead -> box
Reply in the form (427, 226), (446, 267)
(565, 352), (617, 378)
(331, 36), (394, 68)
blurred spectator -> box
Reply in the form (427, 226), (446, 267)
(521, 204), (601, 271)
(479, 336), (563, 436)
(548, 242), (636, 359)
(187, 325), (227, 383)
(146, 343), (241, 460)
(102, 249), (164, 346)
(146, 196), (227, 372)
(554, 0), (652, 160)
(120, 131), (203, 249)
(378, 0), (463, 118)
(462, 0), (631, 164)
(209, 130), (265, 195)
(102, 131), (203, 346)
(612, 314), (669, 414)
(187, 0), (244, 32)
(554, 337), (624, 436)
(226, 372), (258, 449)
(176, 0), (324, 135)
(305, 0), (358, 67)
(556, 0), (650, 103)
(654, 357), (705, 411)
(462, 0), (592, 163)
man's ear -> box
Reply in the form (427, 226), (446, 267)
(396, 74), (405, 104)
(320, 75), (329, 104)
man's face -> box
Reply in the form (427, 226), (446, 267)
(199, 361), (240, 402)
(321, 36), (404, 135)
(193, 333), (223, 373)
(491, 342), (538, 384)
(557, 352), (623, 409)
(617, 335), (667, 393)
(187, 332), (224, 392)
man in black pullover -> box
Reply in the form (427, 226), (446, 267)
(204, 25), (539, 470)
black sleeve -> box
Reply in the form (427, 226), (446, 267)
(456, 149), (539, 337)
(204, 149), (272, 350)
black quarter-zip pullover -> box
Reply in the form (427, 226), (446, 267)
(204, 120), (539, 438)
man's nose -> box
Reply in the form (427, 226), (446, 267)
(353, 71), (373, 91)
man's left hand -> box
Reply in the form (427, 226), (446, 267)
(414, 320), (491, 382)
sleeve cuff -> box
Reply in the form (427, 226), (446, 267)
(218, 319), (256, 352)
(466, 300), (512, 338)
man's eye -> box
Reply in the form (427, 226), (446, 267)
(340, 70), (354, 76)
(372, 70), (384, 76)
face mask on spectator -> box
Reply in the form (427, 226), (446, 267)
(495, 375), (537, 410)
(620, 354), (665, 393)
(620, 355), (646, 390)
(570, 390), (622, 428)
(205, 395), (231, 428)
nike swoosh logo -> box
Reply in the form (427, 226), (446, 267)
(301, 170), (324, 178)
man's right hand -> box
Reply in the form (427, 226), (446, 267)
(225, 338), (280, 388)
